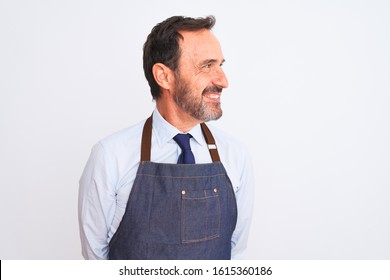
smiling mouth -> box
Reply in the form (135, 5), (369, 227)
(203, 92), (221, 102)
(202, 86), (222, 102)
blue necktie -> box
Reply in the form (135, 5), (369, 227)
(173, 134), (195, 164)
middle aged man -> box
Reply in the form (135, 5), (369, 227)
(79, 15), (255, 260)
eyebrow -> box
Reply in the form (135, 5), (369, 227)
(200, 58), (226, 66)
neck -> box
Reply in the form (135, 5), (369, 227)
(156, 99), (201, 133)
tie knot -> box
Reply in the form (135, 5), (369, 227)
(173, 133), (192, 151)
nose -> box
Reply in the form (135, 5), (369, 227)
(214, 67), (229, 89)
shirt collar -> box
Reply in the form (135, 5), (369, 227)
(152, 108), (206, 147)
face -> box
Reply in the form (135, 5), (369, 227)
(171, 29), (229, 122)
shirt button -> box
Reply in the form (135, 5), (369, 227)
(181, 190), (186, 195)
(213, 188), (218, 193)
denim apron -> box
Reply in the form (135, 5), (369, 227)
(109, 116), (237, 259)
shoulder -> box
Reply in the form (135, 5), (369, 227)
(205, 123), (248, 154)
(84, 118), (147, 185)
(97, 118), (146, 152)
(87, 118), (147, 172)
(205, 123), (253, 191)
(205, 122), (252, 168)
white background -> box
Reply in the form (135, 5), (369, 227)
(0, 0), (389, 259)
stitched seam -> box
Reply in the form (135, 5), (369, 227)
(136, 173), (226, 179)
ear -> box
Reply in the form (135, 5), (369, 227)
(152, 63), (174, 91)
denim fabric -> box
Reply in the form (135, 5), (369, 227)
(108, 161), (237, 260)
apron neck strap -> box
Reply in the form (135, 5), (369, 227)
(200, 122), (221, 162)
(140, 115), (153, 162)
(141, 115), (221, 162)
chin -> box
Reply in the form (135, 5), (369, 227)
(202, 110), (223, 122)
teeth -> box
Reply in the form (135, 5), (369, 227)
(209, 94), (219, 99)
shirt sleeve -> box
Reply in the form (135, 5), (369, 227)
(230, 147), (255, 260)
(78, 142), (117, 259)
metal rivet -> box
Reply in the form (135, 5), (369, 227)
(214, 188), (218, 193)
(181, 190), (186, 195)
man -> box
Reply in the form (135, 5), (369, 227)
(78, 15), (254, 260)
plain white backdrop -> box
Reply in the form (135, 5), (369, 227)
(1, 0), (389, 259)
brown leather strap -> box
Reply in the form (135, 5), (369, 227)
(140, 115), (221, 162)
(140, 116), (152, 162)
(200, 122), (221, 162)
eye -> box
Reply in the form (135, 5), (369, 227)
(204, 62), (212, 69)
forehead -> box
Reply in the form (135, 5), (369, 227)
(178, 29), (224, 63)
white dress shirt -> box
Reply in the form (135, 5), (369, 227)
(78, 108), (255, 259)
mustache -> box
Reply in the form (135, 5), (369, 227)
(202, 86), (223, 94)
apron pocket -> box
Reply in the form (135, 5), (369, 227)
(181, 187), (221, 243)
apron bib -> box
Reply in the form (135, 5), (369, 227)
(109, 116), (237, 259)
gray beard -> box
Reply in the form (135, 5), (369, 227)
(173, 82), (223, 122)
